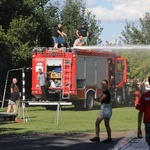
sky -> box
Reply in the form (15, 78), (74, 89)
(51, 0), (150, 44)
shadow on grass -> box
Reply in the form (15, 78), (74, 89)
(0, 127), (25, 135)
(25, 106), (47, 111)
(0, 132), (123, 150)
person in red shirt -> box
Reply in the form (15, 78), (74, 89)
(136, 76), (150, 149)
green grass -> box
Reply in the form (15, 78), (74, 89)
(0, 106), (144, 135)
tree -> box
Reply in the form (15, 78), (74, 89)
(0, 25), (10, 71)
(0, 0), (60, 68)
(60, 0), (103, 46)
(7, 16), (38, 67)
(119, 12), (150, 79)
(120, 13), (150, 44)
(119, 50), (150, 79)
(0, 0), (60, 98)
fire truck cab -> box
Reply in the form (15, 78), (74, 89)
(31, 47), (130, 109)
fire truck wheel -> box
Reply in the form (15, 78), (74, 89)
(86, 92), (94, 110)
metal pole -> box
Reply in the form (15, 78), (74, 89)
(55, 92), (63, 125)
(22, 68), (25, 121)
(1, 66), (32, 119)
(2, 68), (22, 108)
(22, 67), (25, 101)
(1, 70), (10, 108)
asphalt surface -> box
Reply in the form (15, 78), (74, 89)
(0, 133), (149, 150)
(114, 136), (149, 150)
(0, 133), (121, 150)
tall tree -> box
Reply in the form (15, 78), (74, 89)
(60, 0), (103, 46)
(120, 12), (150, 79)
(0, 0), (60, 68)
(0, 0), (60, 97)
(0, 25), (10, 71)
(7, 16), (38, 67)
(120, 13), (150, 44)
(119, 50), (150, 79)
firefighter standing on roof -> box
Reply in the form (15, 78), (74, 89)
(52, 23), (67, 49)
(76, 22), (89, 45)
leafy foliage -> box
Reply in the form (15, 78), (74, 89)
(0, 25), (10, 71)
(120, 12), (150, 79)
(119, 50), (150, 79)
(7, 16), (38, 67)
(0, 0), (60, 68)
(0, 0), (102, 68)
(0, 0), (102, 97)
(121, 13), (150, 44)
(61, 0), (103, 46)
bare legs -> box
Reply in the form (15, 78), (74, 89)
(54, 43), (58, 49)
(12, 104), (17, 114)
(7, 104), (17, 114)
(104, 118), (112, 139)
(90, 115), (112, 142)
(95, 116), (104, 137)
(6, 105), (11, 113)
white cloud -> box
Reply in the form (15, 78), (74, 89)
(87, 0), (150, 22)
(86, 0), (99, 7)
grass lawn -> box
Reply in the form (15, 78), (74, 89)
(0, 106), (144, 135)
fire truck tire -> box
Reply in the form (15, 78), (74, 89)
(86, 92), (94, 110)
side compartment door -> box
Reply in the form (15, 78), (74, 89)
(115, 58), (127, 88)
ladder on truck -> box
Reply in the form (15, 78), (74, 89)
(62, 58), (72, 99)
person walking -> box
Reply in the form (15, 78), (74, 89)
(37, 68), (47, 100)
(90, 79), (112, 143)
(76, 22), (89, 45)
(136, 76), (150, 149)
(7, 86), (20, 114)
(52, 23), (67, 49)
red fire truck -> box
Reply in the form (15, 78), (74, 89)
(31, 47), (130, 109)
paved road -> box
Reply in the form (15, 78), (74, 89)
(0, 133), (149, 150)
(0, 134), (121, 150)
(113, 136), (149, 150)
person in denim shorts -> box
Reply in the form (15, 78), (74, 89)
(136, 77), (150, 149)
(90, 79), (112, 143)
(52, 23), (67, 48)
(7, 86), (20, 114)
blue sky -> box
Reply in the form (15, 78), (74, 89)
(51, 0), (150, 44)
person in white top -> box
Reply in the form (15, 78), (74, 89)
(145, 77), (150, 91)
(73, 35), (85, 47)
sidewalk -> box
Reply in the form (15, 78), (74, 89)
(113, 134), (149, 150)
(0, 132), (149, 150)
